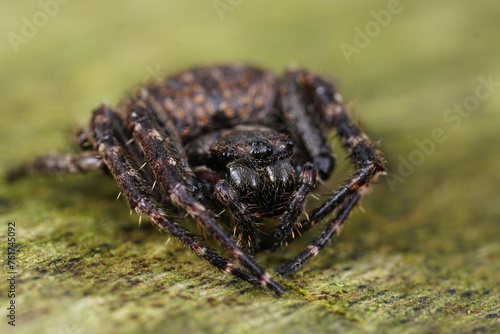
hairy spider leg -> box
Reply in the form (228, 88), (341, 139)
(269, 162), (318, 250)
(278, 70), (337, 180)
(261, 70), (339, 250)
(277, 193), (361, 275)
(90, 105), (272, 291)
(214, 179), (259, 253)
(5, 103), (153, 184)
(298, 71), (385, 231)
(123, 96), (285, 295)
(276, 71), (384, 275)
(7, 151), (104, 182)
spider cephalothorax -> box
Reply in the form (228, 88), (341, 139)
(189, 125), (298, 212)
(9, 65), (385, 296)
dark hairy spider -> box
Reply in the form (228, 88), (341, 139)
(9, 65), (385, 296)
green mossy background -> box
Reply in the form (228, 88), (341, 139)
(1, 1), (499, 333)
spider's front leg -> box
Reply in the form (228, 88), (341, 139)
(124, 96), (285, 295)
(90, 104), (279, 293)
(269, 162), (318, 251)
(7, 151), (104, 181)
(263, 70), (338, 251)
(214, 179), (259, 253)
(277, 193), (361, 275)
(277, 69), (385, 275)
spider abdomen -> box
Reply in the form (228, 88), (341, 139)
(144, 65), (279, 141)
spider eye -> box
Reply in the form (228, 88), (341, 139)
(250, 140), (272, 159)
(275, 138), (294, 156)
(222, 149), (236, 160)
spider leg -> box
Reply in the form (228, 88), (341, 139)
(7, 151), (104, 182)
(292, 71), (385, 236)
(125, 98), (285, 295)
(278, 70), (336, 180)
(214, 179), (259, 253)
(277, 193), (360, 275)
(268, 162), (317, 251)
(90, 105), (271, 291)
(276, 70), (385, 274)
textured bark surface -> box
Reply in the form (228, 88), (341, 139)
(1, 1), (499, 333)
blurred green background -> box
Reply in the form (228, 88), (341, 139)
(1, 1), (499, 333)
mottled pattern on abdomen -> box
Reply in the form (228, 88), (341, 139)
(145, 65), (278, 140)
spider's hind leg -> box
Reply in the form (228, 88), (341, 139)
(278, 69), (337, 180)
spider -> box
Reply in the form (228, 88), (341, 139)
(9, 65), (385, 296)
